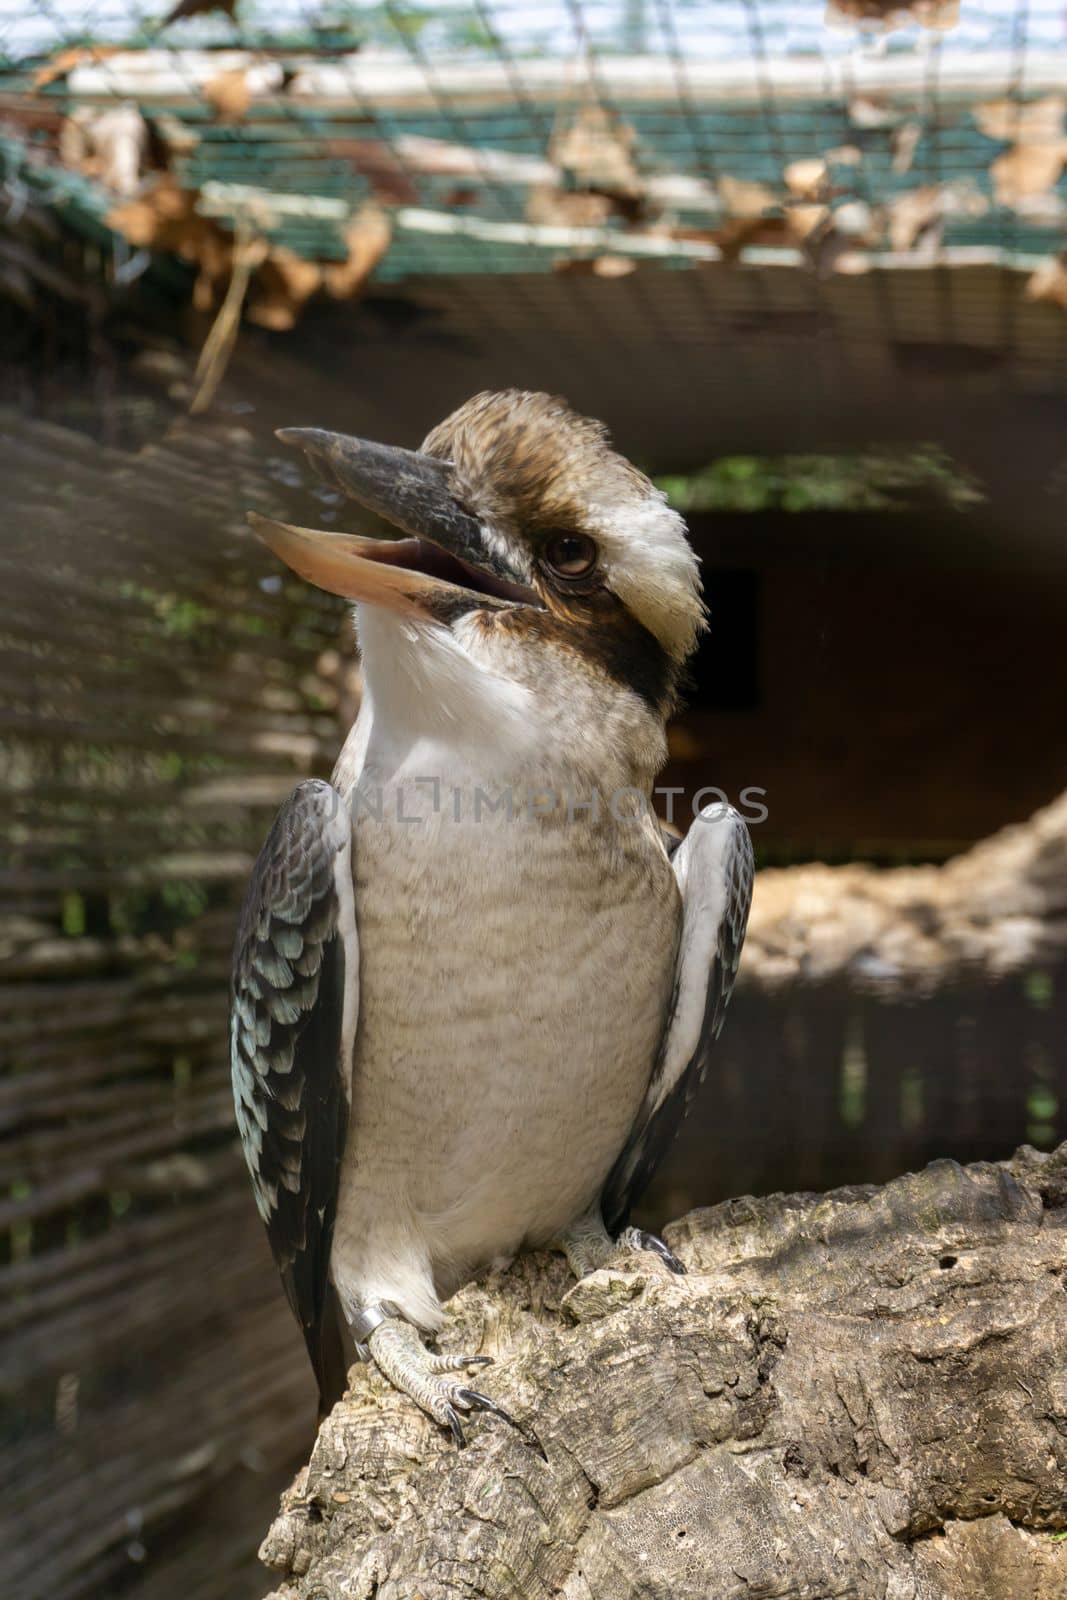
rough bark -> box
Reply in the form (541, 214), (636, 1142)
(260, 1143), (1067, 1600)
(742, 790), (1067, 994)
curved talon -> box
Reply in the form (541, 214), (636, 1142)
(458, 1387), (516, 1422)
(366, 1317), (516, 1450)
(443, 1404), (467, 1448)
(458, 1389), (547, 1458)
(632, 1229), (686, 1275)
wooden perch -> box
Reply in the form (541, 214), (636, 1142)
(260, 1143), (1067, 1600)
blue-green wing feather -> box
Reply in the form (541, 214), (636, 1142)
(231, 779), (356, 1412)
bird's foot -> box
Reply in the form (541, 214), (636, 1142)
(558, 1209), (686, 1278)
(615, 1225), (686, 1275)
(367, 1316), (542, 1453)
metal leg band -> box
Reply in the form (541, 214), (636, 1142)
(350, 1299), (403, 1362)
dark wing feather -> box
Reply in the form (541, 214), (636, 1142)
(602, 804), (753, 1234)
(230, 778), (356, 1413)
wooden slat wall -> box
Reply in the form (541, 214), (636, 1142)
(3, 402), (1062, 1600)
(0, 408), (349, 1600)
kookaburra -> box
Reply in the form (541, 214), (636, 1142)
(231, 390), (753, 1445)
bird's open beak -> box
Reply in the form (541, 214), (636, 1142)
(248, 428), (536, 619)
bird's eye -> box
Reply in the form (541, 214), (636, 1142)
(543, 532), (598, 580)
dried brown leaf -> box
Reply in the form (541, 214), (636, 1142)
(886, 185), (942, 251)
(322, 208), (391, 301)
(526, 185), (614, 227)
(162, 0), (238, 24)
(991, 142), (1067, 204)
(784, 158), (828, 200)
(826, 0), (958, 29)
(885, 181), (987, 251)
(204, 67), (252, 125)
(891, 122), (923, 174)
(31, 45), (119, 91)
(848, 95), (903, 131)
(553, 254), (637, 278)
(551, 102), (640, 196)
(974, 95), (1066, 146)
(1025, 255), (1067, 311)
(107, 176), (196, 248)
(718, 174), (778, 220)
(246, 249), (322, 331)
(787, 203), (832, 242)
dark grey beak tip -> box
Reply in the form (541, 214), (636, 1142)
(275, 426), (333, 453)
(268, 428), (493, 578)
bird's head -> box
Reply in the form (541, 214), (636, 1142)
(250, 390), (704, 733)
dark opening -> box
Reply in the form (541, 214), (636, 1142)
(687, 569), (760, 712)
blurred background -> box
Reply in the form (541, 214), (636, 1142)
(2, 0), (1066, 1596)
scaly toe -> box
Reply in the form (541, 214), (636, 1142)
(427, 1350), (494, 1375)
(367, 1316), (528, 1450)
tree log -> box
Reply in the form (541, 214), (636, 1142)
(742, 789), (1067, 995)
(259, 1143), (1067, 1600)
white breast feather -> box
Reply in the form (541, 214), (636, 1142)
(327, 610), (680, 1332)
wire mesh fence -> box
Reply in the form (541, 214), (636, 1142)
(1, 6), (1066, 1598)
(0, 408), (348, 1600)
(1, 0), (1065, 303)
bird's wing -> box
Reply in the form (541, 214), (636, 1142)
(601, 804), (754, 1233)
(230, 778), (358, 1412)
